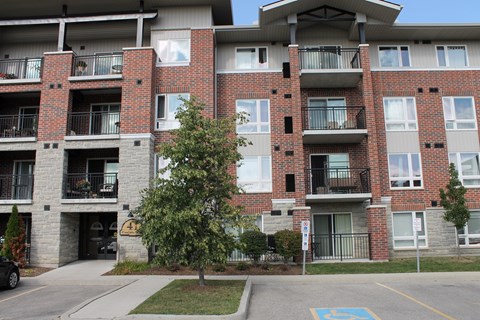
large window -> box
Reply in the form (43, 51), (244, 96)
(158, 39), (190, 64)
(436, 45), (467, 67)
(378, 46), (411, 67)
(392, 211), (427, 249)
(442, 97), (476, 130)
(237, 156), (272, 192)
(388, 153), (422, 189)
(383, 97), (417, 131)
(155, 93), (190, 130)
(236, 100), (270, 133)
(449, 153), (480, 186)
(235, 47), (268, 69)
(458, 212), (480, 246)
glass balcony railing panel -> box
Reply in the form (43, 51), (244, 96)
(72, 54), (123, 77)
(0, 58), (43, 80)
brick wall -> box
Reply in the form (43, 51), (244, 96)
(367, 205), (389, 260)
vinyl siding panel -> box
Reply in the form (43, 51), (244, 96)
(386, 131), (420, 153)
(239, 134), (272, 156)
(151, 6), (212, 30)
(446, 131), (480, 152)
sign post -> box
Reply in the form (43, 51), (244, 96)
(301, 221), (310, 276)
(413, 218), (422, 273)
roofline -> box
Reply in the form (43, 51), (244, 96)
(392, 22), (480, 28)
(261, 0), (403, 13)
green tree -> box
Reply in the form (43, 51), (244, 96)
(1, 205), (26, 267)
(239, 230), (268, 265)
(439, 163), (470, 257)
(135, 96), (251, 286)
(274, 230), (302, 264)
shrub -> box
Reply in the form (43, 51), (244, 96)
(1, 205), (26, 267)
(239, 230), (268, 265)
(274, 230), (302, 264)
(213, 264), (226, 272)
(166, 262), (181, 272)
(235, 262), (249, 271)
(111, 261), (150, 275)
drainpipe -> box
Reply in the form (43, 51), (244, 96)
(213, 28), (218, 119)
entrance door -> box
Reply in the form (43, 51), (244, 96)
(13, 161), (34, 199)
(310, 154), (349, 194)
(313, 213), (352, 259)
(80, 212), (117, 260)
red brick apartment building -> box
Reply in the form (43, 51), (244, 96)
(0, 0), (479, 267)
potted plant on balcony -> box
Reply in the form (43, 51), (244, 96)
(76, 179), (91, 192)
(75, 61), (87, 76)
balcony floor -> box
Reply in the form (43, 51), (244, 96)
(306, 193), (372, 203)
(303, 129), (367, 144)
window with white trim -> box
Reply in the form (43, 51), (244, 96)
(237, 156), (272, 192)
(442, 97), (476, 130)
(448, 153), (480, 186)
(155, 93), (189, 131)
(158, 39), (190, 64)
(392, 211), (427, 249)
(383, 97), (417, 131)
(388, 153), (422, 188)
(378, 46), (411, 67)
(436, 45), (467, 67)
(155, 154), (171, 180)
(236, 99), (270, 133)
(235, 47), (268, 69)
(458, 211), (480, 246)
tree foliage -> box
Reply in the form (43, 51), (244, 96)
(274, 229), (302, 264)
(239, 230), (268, 265)
(135, 96), (251, 285)
(1, 205), (26, 267)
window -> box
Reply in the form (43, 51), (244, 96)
(458, 212), (480, 246)
(236, 47), (268, 69)
(308, 98), (346, 130)
(436, 45), (467, 67)
(383, 97), (417, 131)
(449, 153), (480, 186)
(378, 46), (410, 67)
(155, 155), (171, 180)
(155, 93), (189, 130)
(388, 153), (422, 188)
(442, 97), (476, 130)
(236, 100), (270, 133)
(237, 156), (272, 192)
(158, 39), (190, 64)
(392, 211), (427, 248)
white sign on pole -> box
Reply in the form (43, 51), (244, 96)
(302, 221), (310, 234)
(413, 218), (422, 232)
(302, 232), (309, 251)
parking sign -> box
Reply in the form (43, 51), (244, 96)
(302, 221), (310, 234)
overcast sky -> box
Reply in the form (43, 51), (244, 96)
(232, 0), (480, 25)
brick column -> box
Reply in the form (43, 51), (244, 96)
(293, 206), (312, 262)
(367, 205), (389, 260)
(359, 44), (382, 203)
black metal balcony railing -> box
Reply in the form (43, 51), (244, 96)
(64, 173), (118, 199)
(311, 233), (371, 261)
(301, 106), (366, 131)
(72, 53), (123, 77)
(305, 168), (370, 195)
(67, 112), (120, 136)
(0, 115), (38, 138)
(0, 58), (43, 80)
(299, 48), (361, 70)
(0, 174), (34, 200)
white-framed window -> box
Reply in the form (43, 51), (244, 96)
(383, 97), (417, 131)
(442, 97), (477, 130)
(392, 211), (427, 249)
(436, 45), (468, 67)
(458, 211), (480, 246)
(235, 47), (268, 69)
(448, 153), (480, 187)
(378, 46), (411, 67)
(155, 154), (171, 180)
(157, 39), (190, 64)
(237, 156), (272, 192)
(236, 99), (270, 133)
(155, 93), (189, 131)
(388, 153), (422, 189)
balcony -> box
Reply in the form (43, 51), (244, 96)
(71, 53), (123, 79)
(301, 106), (367, 144)
(0, 58), (43, 83)
(311, 233), (371, 261)
(0, 174), (34, 203)
(67, 111), (120, 137)
(0, 115), (38, 140)
(298, 48), (362, 88)
(305, 168), (371, 202)
(64, 173), (118, 200)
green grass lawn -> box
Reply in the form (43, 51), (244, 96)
(306, 256), (480, 274)
(130, 279), (245, 315)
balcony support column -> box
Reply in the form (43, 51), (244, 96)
(288, 14), (297, 44)
(57, 21), (67, 52)
(136, 17), (144, 47)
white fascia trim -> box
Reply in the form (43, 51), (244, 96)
(68, 75), (122, 81)
(44, 51), (75, 55)
(0, 200), (32, 205)
(0, 13), (157, 26)
(365, 0), (402, 10)
(371, 67), (480, 72)
(156, 62), (190, 67)
(261, 0), (296, 12)
(217, 69), (282, 74)
(272, 199), (296, 204)
(292, 206), (311, 211)
(366, 204), (387, 209)
(123, 47), (155, 51)
(120, 133), (154, 140)
(61, 199), (118, 204)
(0, 137), (36, 143)
(0, 79), (41, 85)
(65, 135), (120, 141)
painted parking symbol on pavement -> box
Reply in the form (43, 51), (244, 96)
(310, 307), (381, 320)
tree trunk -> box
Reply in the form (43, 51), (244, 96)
(198, 267), (205, 286)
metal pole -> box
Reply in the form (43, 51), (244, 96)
(416, 230), (420, 273)
(302, 250), (306, 275)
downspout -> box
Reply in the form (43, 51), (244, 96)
(213, 28), (218, 119)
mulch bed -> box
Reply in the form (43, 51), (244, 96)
(20, 266), (53, 277)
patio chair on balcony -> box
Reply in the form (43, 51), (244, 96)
(98, 180), (117, 198)
(327, 121), (339, 129)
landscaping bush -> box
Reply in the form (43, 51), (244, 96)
(213, 264), (226, 272)
(239, 230), (268, 265)
(274, 229), (302, 264)
(235, 262), (249, 271)
(1, 205), (26, 267)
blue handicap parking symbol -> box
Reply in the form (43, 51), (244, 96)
(311, 308), (380, 320)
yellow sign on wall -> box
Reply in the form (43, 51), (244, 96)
(120, 219), (140, 236)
